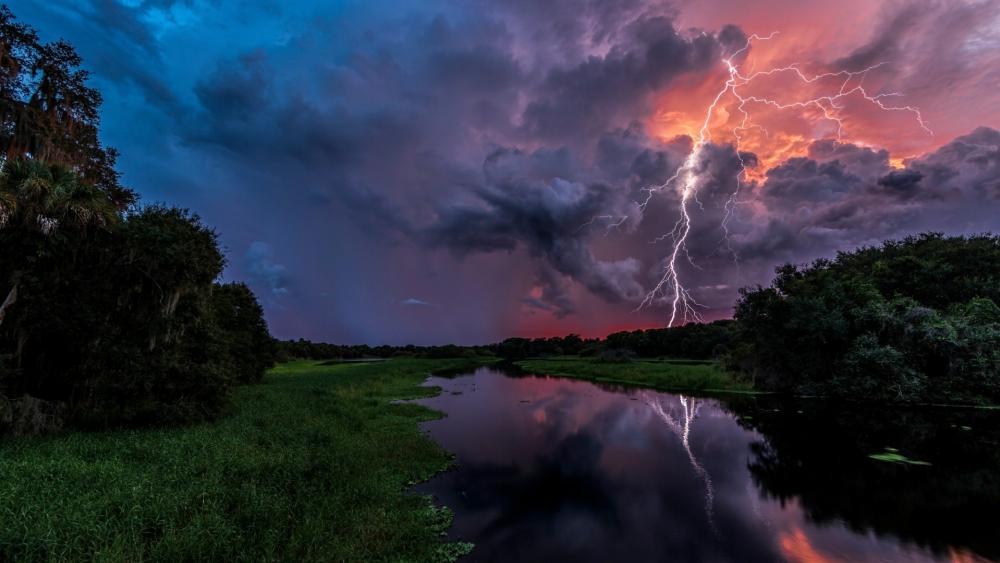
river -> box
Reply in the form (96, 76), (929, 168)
(413, 367), (999, 562)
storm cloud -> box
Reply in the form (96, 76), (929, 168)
(10, 0), (999, 343)
(726, 128), (1000, 269)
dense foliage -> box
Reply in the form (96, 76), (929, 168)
(0, 9), (273, 432)
(729, 233), (1000, 403)
(0, 168), (276, 429)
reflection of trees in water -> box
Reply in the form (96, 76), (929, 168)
(645, 393), (716, 533)
(727, 397), (1000, 561)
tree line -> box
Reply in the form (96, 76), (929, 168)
(0, 7), (274, 435)
(491, 322), (736, 361)
(273, 339), (495, 361)
(728, 233), (1000, 404)
(278, 322), (736, 364)
(481, 233), (1000, 405)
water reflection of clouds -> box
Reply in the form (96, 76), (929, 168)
(415, 369), (978, 562)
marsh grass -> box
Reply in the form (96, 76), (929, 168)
(515, 357), (754, 393)
(0, 359), (483, 562)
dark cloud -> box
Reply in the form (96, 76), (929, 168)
(910, 127), (1000, 197)
(876, 169), (924, 199)
(523, 267), (577, 318)
(596, 122), (691, 187)
(522, 16), (736, 142)
(246, 242), (290, 297)
(807, 139), (890, 179)
(762, 158), (862, 207)
(428, 147), (643, 307)
(15, 0), (182, 113)
(725, 130), (1000, 269)
(194, 50), (272, 120)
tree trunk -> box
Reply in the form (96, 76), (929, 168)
(0, 283), (17, 328)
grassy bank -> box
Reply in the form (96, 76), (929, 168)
(0, 358), (486, 562)
(515, 356), (756, 393)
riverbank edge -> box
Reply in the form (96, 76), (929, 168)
(512, 357), (767, 396)
(512, 357), (1000, 408)
(262, 358), (499, 560)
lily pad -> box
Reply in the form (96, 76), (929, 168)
(869, 449), (932, 466)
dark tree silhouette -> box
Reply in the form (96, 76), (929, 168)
(0, 7), (274, 433)
(729, 233), (1000, 403)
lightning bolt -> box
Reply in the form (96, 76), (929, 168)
(634, 31), (932, 327)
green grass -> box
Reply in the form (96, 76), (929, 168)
(515, 356), (756, 393)
(0, 358), (487, 562)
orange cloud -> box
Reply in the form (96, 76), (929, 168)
(648, 0), (1000, 189)
(948, 546), (993, 563)
(648, 31), (938, 184)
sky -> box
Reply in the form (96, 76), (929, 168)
(9, 0), (1000, 344)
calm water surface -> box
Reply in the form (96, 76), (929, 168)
(413, 367), (1000, 563)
